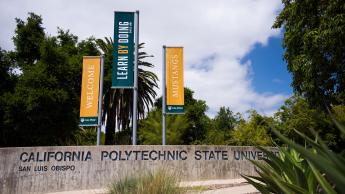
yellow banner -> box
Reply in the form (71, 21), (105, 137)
(166, 47), (184, 105)
(80, 56), (101, 117)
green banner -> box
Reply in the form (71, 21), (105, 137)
(112, 12), (135, 88)
(166, 105), (184, 114)
(80, 117), (98, 126)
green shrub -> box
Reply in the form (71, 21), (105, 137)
(108, 169), (185, 194)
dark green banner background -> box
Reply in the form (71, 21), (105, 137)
(166, 105), (184, 114)
(112, 12), (135, 88)
(79, 117), (98, 126)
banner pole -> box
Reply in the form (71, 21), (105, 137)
(162, 46), (166, 145)
(132, 10), (139, 145)
(97, 55), (104, 146)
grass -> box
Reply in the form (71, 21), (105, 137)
(108, 169), (186, 194)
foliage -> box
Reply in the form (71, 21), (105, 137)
(0, 48), (17, 144)
(214, 106), (238, 131)
(114, 128), (132, 145)
(332, 105), (345, 127)
(0, 13), (158, 146)
(184, 100), (211, 144)
(243, 126), (345, 193)
(0, 13), (99, 146)
(202, 129), (230, 145)
(0, 48), (16, 94)
(68, 127), (104, 146)
(202, 107), (239, 145)
(108, 169), (185, 194)
(180, 88), (211, 144)
(141, 88), (211, 145)
(13, 12), (45, 67)
(96, 38), (158, 144)
(230, 111), (273, 146)
(139, 109), (189, 145)
(275, 96), (345, 150)
(243, 146), (319, 193)
(273, 0), (345, 107)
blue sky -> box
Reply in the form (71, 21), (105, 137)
(242, 36), (292, 95)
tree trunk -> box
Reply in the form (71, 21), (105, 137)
(104, 92), (115, 145)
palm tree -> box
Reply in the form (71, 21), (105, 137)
(139, 109), (189, 145)
(96, 38), (158, 144)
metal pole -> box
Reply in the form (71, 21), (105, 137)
(132, 10), (139, 145)
(97, 55), (104, 146)
(162, 46), (166, 145)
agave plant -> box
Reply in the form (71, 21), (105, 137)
(243, 146), (318, 193)
(243, 123), (345, 193)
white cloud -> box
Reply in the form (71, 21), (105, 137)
(186, 56), (288, 117)
(0, 0), (290, 117)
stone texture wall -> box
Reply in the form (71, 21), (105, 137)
(0, 145), (276, 194)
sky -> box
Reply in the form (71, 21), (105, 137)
(0, 0), (292, 117)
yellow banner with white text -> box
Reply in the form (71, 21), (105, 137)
(166, 47), (184, 106)
(80, 56), (101, 125)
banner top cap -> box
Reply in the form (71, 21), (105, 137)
(83, 56), (101, 59)
(114, 11), (135, 13)
(165, 46), (184, 48)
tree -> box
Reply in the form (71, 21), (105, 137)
(141, 88), (211, 145)
(202, 128), (230, 145)
(96, 38), (158, 144)
(273, 0), (345, 108)
(0, 48), (17, 145)
(213, 107), (238, 131)
(0, 48), (16, 94)
(183, 98), (210, 144)
(274, 95), (345, 150)
(1, 13), (100, 146)
(13, 12), (45, 68)
(139, 109), (189, 145)
(69, 127), (105, 146)
(202, 107), (240, 145)
(230, 110), (273, 146)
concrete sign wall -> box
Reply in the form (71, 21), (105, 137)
(0, 145), (277, 194)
